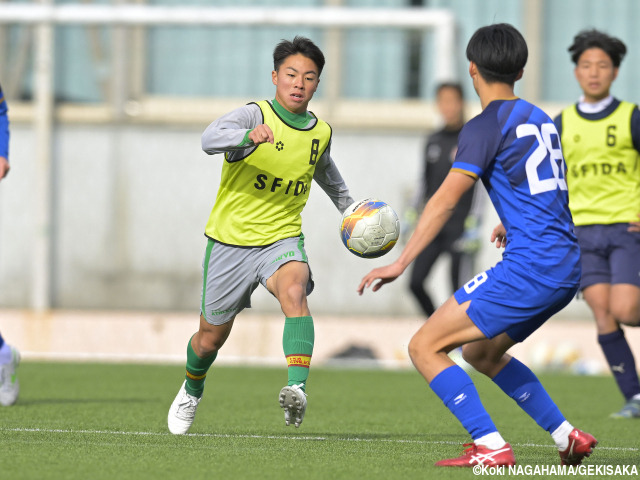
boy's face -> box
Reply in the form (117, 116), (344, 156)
(574, 47), (618, 102)
(272, 53), (320, 114)
(436, 87), (464, 128)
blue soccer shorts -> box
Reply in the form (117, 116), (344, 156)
(575, 223), (640, 290)
(454, 260), (578, 343)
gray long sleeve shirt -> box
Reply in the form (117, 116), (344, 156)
(201, 101), (354, 213)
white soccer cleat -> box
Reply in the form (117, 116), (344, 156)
(167, 381), (202, 434)
(0, 346), (20, 407)
(279, 384), (307, 428)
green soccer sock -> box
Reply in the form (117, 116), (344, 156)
(184, 335), (217, 398)
(282, 316), (314, 391)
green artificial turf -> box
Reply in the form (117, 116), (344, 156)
(0, 362), (638, 480)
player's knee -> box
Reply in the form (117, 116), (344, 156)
(460, 347), (476, 366)
(461, 346), (493, 375)
(288, 281), (307, 299)
(285, 283), (306, 303)
(407, 335), (421, 363)
(195, 332), (225, 357)
(611, 303), (640, 326)
(461, 347), (482, 371)
(408, 333), (433, 363)
(278, 282), (307, 314)
(594, 312), (618, 334)
(586, 299), (613, 328)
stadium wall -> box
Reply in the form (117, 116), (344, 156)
(1, 308), (638, 376)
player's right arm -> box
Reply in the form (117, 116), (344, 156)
(0, 84), (9, 181)
(358, 170), (476, 294)
(358, 111), (500, 295)
(0, 157), (8, 180)
(201, 103), (269, 154)
(397, 171), (476, 268)
(247, 124), (274, 145)
(0, 157), (7, 180)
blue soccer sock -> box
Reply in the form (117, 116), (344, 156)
(430, 365), (498, 441)
(492, 357), (565, 433)
(598, 329), (640, 400)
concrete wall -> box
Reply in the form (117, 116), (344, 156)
(0, 123), (591, 320)
(2, 309), (633, 376)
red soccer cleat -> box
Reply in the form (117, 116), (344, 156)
(435, 442), (516, 467)
(558, 428), (598, 465)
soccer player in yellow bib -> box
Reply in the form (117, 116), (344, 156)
(167, 36), (354, 434)
(554, 29), (640, 419)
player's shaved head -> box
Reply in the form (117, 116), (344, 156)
(273, 36), (325, 76)
(568, 29), (627, 67)
(466, 23), (528, 85)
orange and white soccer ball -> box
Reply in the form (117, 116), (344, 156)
(339, 198), (400, 258)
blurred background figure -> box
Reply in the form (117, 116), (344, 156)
(0, 81), (20, 407)
(407, 82), (483, 317)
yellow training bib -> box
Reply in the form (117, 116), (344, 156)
(205, 101), (332, 245)
(560, 101), (640, 225)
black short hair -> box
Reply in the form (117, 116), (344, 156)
(568, 29), (627, 67)
(466, 23), (528, 85)
(435, 82), (464, 100)
(273, 36), (325, 76)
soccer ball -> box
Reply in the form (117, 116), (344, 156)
(340, 198), (400, 258)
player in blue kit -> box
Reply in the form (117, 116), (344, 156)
(0, 84), (9, 181)
(358, 24), (597, 467)
(0, 82), (20, 407)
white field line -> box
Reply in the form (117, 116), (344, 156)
(1, 427), (637, 452)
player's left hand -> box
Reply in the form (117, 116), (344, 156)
(628, 213), (640, 233)
(490, 222), (507, 248)
(357, 262), (405, 295)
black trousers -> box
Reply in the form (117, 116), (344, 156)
(408, 227), (474, 317)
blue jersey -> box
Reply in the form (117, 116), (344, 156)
(0, 83), (8, 159)
(452, 99), (580, 287)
